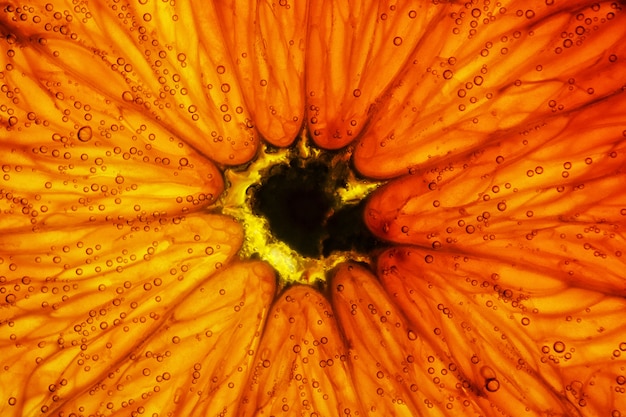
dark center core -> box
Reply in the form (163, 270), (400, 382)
(250, 155), (382, 259)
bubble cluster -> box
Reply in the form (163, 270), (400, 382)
(365, 97), (626, 296)
(306, 2), (434, 150)
(238, 285), (361, 415)
(0, 5), (236, 231)
(0, 214), (258, 415)
(1, 1), (625, 416)
(354, 1), (626, 178)
(0, 2), (258, 166)
(376, 248), (626, 415)
(208, 1), (306, 147)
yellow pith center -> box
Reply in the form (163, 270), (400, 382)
(220, 134), (383, 286)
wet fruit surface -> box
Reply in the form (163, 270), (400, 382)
(1, 1), (626, 416)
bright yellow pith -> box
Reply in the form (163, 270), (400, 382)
(221, 136), (383, 285)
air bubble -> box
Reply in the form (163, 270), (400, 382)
(77, 126), (92, 142)
(485, 378), (500, 392)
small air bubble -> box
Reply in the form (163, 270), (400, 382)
(393, 37), (403, 46)
(77, 126), (92, 142)
(485, 378), (500, 392)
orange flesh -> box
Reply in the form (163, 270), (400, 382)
(1, 1), (626, 417)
